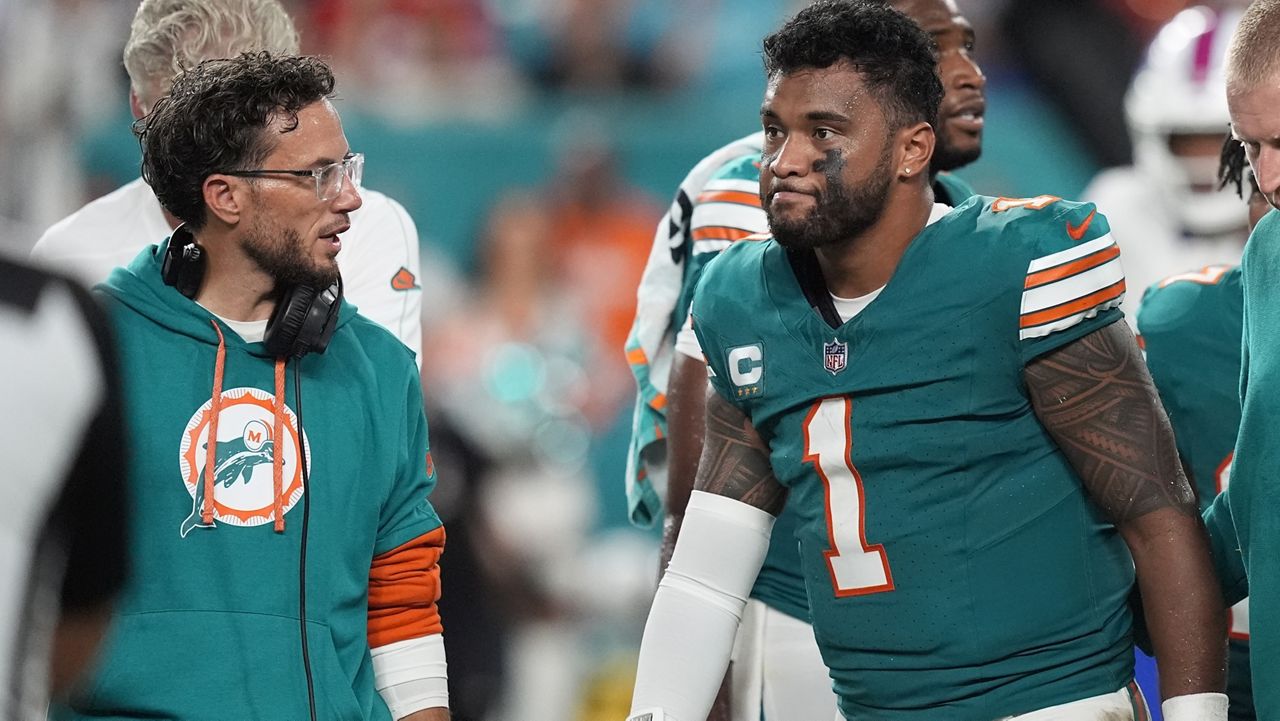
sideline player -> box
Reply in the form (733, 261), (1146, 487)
(30, 0), (424, 357)
(1137, 139), (1263, 721)
(629, 2), (1226, 719)
(1083, 6), (1247, 322)
(624, 1), (985, 718)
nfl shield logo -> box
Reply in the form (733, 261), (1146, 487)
(823, 340), (848, 375)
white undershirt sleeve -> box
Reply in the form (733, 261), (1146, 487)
(629, 491), (776, 721)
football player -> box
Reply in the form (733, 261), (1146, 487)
(629, 2), (1227, 720)
(623, 0), (984, 718)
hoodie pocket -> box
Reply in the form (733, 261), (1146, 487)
(75, 610), (368, 721)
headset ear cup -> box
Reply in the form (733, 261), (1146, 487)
(160, 226), (205, 298)
(263, 278), (342, 358)
(264, 285), (318, 358)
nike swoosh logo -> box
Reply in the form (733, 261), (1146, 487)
(1066, 209), (1096, 241)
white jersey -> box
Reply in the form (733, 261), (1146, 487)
(31, 177), (424, 359)
(1083, 167), (1245, 322)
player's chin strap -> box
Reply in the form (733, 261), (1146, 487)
(1163, 692), (1228, 721)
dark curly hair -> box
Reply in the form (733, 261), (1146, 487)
(1219, 134), (1249, 198)
(762, 0), (943, 131)
(134, 51), (336, 230)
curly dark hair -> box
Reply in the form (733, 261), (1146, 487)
(762, 0), (943, 131)
(134, 51), (336, 230)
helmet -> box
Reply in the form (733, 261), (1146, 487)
(1126, 6), (1244, 237)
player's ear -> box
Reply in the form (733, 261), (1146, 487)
(203, 175), (245, 227)
(129, 87), (147, 120)
(896, 121), (935, 180)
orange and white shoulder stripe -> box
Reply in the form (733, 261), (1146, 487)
(1019, 234), (1126, 340)
(1156, 264), (1234, 288)
(690, 177), (767, 255)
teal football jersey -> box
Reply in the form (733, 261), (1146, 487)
(1137, 265), (1252, 720)
(692, 196), (1134, 720)
(1138, 266), (1242, 502)
(677, 157), (980, 623)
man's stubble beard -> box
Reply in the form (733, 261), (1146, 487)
(241, 213), (340, 290)
(767, 142), (896, 252)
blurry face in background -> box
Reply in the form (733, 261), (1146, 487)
(1229, 77), (1280, 211)
(760, 63), (899, 251)
(895, 0), (985, 172)
(1169, 132), (1231, 193)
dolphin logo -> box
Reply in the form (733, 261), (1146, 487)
(180, 431), (275, 537)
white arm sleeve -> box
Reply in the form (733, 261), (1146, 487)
(629, 490), (776, 721)
(673, 311), (704, 362)
(370, 633), (449, 719)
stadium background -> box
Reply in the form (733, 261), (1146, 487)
(0, 0), (1242, 718)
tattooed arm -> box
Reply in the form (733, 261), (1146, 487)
(1024, 321), (1226, 700)
(693, 388), (789, 513)
(629, 389), (783, 721)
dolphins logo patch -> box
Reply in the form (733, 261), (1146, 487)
(178, 387), (310, 537)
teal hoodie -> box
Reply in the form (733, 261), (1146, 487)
(62, 240), (443, 721)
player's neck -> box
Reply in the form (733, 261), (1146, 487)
(190, 231), (278, 322)
(815, 188), (934, 298)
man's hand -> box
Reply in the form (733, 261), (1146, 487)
(400, 708), (449, 721)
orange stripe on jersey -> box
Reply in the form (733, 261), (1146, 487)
(368, 526), (446, 648)
(1157, 264), (1232, 288)
(692, 226), (756, 242)
(742, 233), (771, 242)
(1019, 280), (1126, 329)
(1023, 244), (1121, 290)
(626, 347), (648, 366)
(696, 190), (762, 207)
(651, 393), (667, 411)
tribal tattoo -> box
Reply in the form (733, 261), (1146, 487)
(1024, 321), (1198, 523)
(694, 389), (788, 516)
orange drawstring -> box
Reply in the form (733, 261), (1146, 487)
(202, 322), (228, 526)
(272, 358), (287, 533)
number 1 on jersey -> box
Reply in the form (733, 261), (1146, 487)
(803, 397), (894, 597)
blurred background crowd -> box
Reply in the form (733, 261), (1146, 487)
(0, 0), (1255, 719)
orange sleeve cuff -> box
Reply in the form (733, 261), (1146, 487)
(368, 526), (446, 648)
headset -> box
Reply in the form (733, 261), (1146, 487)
(160, 224), (342, 359)
(161, 224), (337, 720)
